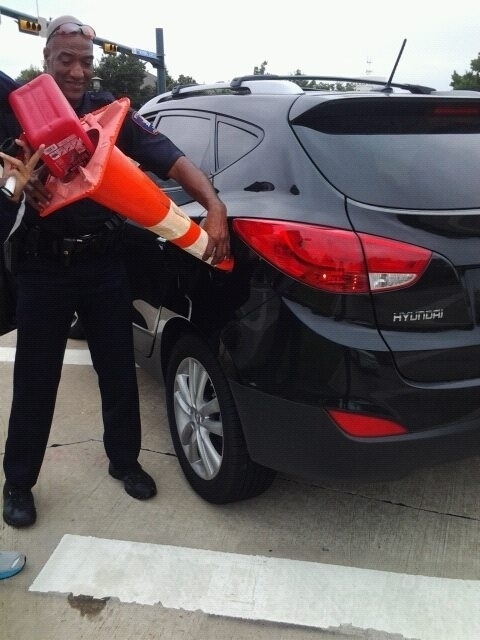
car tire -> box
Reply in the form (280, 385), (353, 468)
(165, 333), (276, 504)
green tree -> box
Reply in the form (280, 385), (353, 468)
(254, 61), (268, 75)
(291, 69), (355, 91)
(15, 55), (198, 107)
(171, 74), (196, 88)
(137, 83), (158, 105)
(95, 54), (197, 105)
(250, 63), (355, 90)
(165, 69), (175, 90)
(451, 53), (480, 90)
(94, 53), (148, 108)
(164, 72), (198, 92)
(15, 66), (43, 84)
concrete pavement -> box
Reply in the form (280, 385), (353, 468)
(1, 328), (480, 639)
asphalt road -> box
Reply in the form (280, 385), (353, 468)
(1, 329), (479, 640)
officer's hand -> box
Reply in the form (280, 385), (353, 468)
(24, 163), (51, 211)
(201, 201), (230, 265)
(0, 141), (46, 203)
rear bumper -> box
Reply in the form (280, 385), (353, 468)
(230, 380), (480, 479)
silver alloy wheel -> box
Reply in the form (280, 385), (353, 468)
(173, 356), (224, 480)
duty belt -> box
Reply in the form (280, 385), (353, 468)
(24, 219), (124, 266)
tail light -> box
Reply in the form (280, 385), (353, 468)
(233, 219), (431, 293)
(327, 409), (407, 437)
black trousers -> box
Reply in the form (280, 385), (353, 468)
(3, 248), (142, 489)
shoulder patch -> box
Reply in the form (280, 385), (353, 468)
(131, 111), (159, 135)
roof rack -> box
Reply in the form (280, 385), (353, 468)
(170, 81), (231, 97)
(149, 74), (437, 104)
(230, 75), (437, 95)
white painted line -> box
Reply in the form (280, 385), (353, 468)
(0, 347), (92, 365)
(0, 347), (17, 362)
(30, 534), (479, 638)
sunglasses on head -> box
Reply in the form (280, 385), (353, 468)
(47, 22), (96, 43)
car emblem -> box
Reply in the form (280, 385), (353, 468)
(393, 309), (444, 322)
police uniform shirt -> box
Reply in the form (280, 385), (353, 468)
(21, 90), (185, 237)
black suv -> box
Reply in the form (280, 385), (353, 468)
(5, 74), (480, 504)
(127, 74), (480, 503)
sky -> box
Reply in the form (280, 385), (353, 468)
(1, 0), (480, 91)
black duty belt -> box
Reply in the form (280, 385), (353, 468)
(23, 219), (125, 266)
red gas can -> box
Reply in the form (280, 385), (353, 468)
(8, 73), (95, 179)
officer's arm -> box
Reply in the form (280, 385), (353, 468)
(167, 156), (230, 263)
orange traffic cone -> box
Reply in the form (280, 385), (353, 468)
(11, 79), (233, 271)
(39, 97), (131, 216)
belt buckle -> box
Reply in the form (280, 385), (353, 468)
(59, 237), (81, 265)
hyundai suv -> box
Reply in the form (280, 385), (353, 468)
(123, 74), (480, 503)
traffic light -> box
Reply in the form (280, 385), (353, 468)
(103, 43), (118, 54)
(18, 18), (41, 35)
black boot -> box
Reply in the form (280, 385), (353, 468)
(108, 463), (157, 500)
(3, 482), (37, 527)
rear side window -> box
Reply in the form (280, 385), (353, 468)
(292, 98), (480, 209)
(216, 121), (261, 171)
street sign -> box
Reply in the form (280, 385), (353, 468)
(131, 47), (157, 60)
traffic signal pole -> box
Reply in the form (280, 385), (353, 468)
(156, 28), (166, 95)
(0, 5), (164, 88)
(0, 4), (44, 33)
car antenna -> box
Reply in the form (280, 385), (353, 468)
(381, 38), (407, 93)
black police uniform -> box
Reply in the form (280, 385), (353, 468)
(3, 90), (184, 490)
(0, 71), (23, 332)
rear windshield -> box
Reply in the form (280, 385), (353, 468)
(291, 97), (480, 209)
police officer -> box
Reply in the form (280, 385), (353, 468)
(0, 143), (44, 573)
(2, 15), (230, 528)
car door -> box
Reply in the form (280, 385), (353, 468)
(124, 110), (216, 357)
